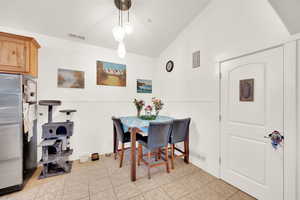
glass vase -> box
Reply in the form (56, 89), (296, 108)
(155, 110), (160, 118)
(137, 109), (141, 118)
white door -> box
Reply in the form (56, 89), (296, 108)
(220, 47), (284, 200)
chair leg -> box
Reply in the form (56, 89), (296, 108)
(119, 143), (125, 168)
(158, 148), (161, 160)
(114, 142), (118, 160)
(171, 144), (175, 169)
(147, 152), (151, 179)
(184, 140), (189, 164)
(138, 143), (142, 166)
(165, 146), (170, 173)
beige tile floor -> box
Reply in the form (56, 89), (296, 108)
(0, 154), (256, 200)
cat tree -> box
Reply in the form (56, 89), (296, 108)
(38, 100), (76, 179)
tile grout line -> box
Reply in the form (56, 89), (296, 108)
(2, 158), (254, 200)
(107, 162), (120, 200)
(88, 176), (91, 200)
(160, 187), (176, 200)
(161, 169), (220, 200)
(61, 176), (67, 200)
(225, 190), (239, 200)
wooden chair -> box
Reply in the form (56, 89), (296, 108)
(112, 117), (142, 168)
(137, 121), (173, 179)
(169, 118), (191, 169)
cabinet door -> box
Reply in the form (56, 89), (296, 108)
(0, 35), (29, 73)
(27, 42), (39, 77)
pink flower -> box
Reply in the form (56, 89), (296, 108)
(145, 105), (153, 111)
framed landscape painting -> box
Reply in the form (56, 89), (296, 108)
(137, 79), (152, 93)
(57, 68), (85, 89)
(97, 61), (126, 87)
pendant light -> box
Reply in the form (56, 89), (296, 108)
(118, 42), (126, 58)
(113, 0), (132, 58)
(112, 26), (125, 42)
(112, 5), (125, 42)
(124, 10), (133, 35)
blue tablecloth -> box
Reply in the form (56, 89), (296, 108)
(120, 116), (173, 133)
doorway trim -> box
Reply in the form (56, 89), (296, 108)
(218, 43), (297, 200)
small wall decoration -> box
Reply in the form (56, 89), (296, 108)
(240, 79), (254, 101)
(265, 130), (284, 150)
(137, 79), (152, 94)
(97, 60), (126, 87)
(166, 60), (174, 72)
(192, 50), (201, 68)
(57, 69), (85, 89)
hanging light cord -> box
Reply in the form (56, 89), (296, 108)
(118, 3), (121, 26)
(128, 9), (130, 23)
(117, 0), (130, 27)
(121, 9), (123, 27)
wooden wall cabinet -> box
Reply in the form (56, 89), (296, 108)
(0, 32), (40, 77)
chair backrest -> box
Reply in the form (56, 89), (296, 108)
(112, 117), (125, 142)
(147, 121), (173, 150)
(170, 118), (191, 144)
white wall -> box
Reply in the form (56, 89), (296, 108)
(154, 0), (290, 177)
(1, 0), (298, 193)
(297, 40), (300, 200)
(0, 26), (156, 160)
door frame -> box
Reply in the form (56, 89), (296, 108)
(218, 43), (297, 200)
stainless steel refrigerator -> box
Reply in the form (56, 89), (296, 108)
(0, 74), (37, 194)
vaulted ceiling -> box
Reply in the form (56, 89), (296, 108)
(0, 0), (210, 57)
(269, 0), (300, 35)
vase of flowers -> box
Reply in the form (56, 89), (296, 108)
(144, 105), (153, 116)
(133, 99), (145, 117)
(152, 97), (164, 117)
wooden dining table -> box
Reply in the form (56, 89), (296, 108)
(113, 116), (189, 182)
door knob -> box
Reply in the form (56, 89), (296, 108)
(265, 130), (284, 150)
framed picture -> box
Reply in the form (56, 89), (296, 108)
(192, 50), (200, 68)
(240, 79), (254, 101)
(137, 79), (152, 93)
(97, 61), (126, 87)
(57, 68), (85, 89)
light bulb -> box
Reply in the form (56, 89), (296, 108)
(124, 23), (133, 35)
(118, 42), (126, 58)
(112, 25), (125, 42)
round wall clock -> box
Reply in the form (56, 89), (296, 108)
(166, 60), (174, 72)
